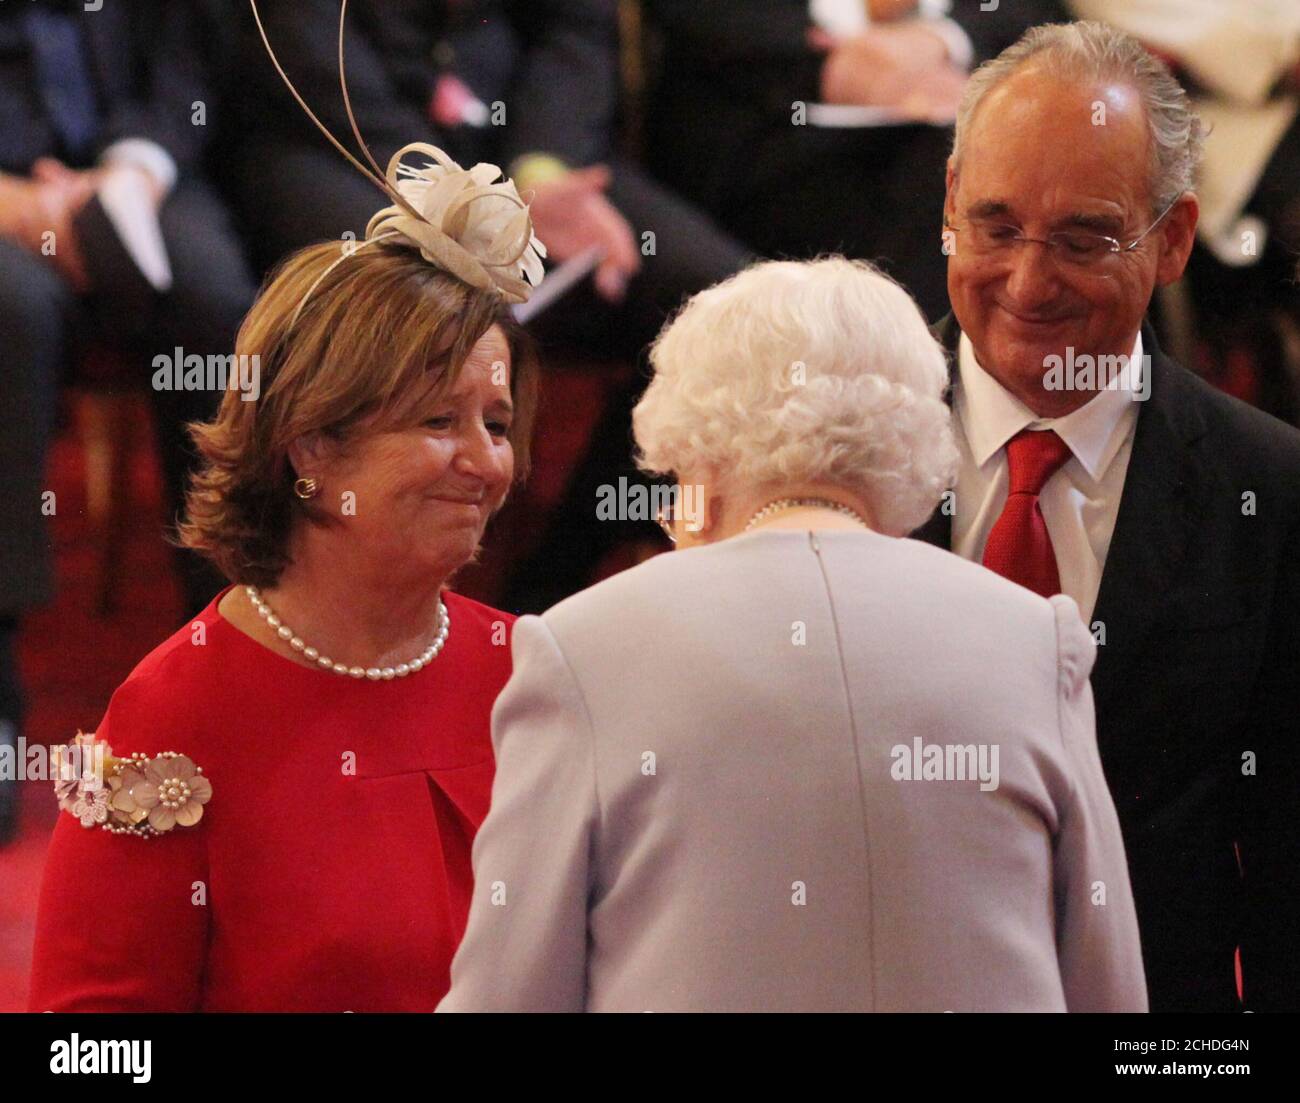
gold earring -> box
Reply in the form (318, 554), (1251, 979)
(293, 476), (319, 500)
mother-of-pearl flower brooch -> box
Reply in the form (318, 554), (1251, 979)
(53, 731), (212, 838)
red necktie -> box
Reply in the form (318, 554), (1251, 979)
(981, 429), (1073, 598)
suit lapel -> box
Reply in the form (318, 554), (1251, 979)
(913, 318), (1210, 727)
(1088, 325), (1209, 722)
(911, 315), (961, 550)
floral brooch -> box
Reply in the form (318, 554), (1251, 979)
(53, 731), (212, 838)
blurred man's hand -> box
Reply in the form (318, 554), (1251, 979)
(527, 165), (641, 302)
(28, 158), (104, 290)
(0, 165), (95, 289)
(0, 171), (50, 250)
(813, 23), (967, 122)
(30, 157), (103, 204)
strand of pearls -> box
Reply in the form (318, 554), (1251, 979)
(245, 586), (449, 680)
(744, 497), (870, 532)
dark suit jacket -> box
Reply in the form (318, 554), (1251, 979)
(913, 315), (1300, 1012)
(639, 0), (1069, 200)
(0, 0), (217, 176)
(229, 0), (613, 169)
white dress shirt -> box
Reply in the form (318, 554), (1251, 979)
(95, 138), (177, 291)
(952, 331), (1144, 625)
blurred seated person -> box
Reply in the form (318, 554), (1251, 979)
(222, 0), (750, 613)
(224, 0), (747, 355)
(439, 257), (1146, 1012)
(1071, 0), (1300, 424)
(639, 0), (1070, 322)
(0, 0), (255, 843)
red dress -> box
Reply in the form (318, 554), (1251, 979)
(28, 587), (514, 1011)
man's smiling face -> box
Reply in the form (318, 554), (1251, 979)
(945, 62), (1196, 415)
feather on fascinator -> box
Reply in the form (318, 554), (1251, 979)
(248, 0), (545, 305)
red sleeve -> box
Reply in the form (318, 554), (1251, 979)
(28, 676), (211, 1012)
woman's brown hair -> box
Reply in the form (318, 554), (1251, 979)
(178, 240), (538, 588)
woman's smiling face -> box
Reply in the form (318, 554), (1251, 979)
(306, 324), (516, 581)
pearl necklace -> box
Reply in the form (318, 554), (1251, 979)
(744, 497), (870, 532)
(244, 586), (450, 680)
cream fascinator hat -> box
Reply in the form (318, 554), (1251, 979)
(248, 0), (545, 309)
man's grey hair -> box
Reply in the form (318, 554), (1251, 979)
(950, 21), (1204, 216)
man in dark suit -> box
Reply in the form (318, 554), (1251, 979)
(640, 0), (1070, 322)
(911, 21), (1300, 1011)
(0, 0), (255, 843)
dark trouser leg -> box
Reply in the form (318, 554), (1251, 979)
(0, 616), (21, 844)
(0, 616), (21, 837)
(731, 125), (953, 322)
(0, 240), (66, 613)
(225, 141), (387, 272)
(148, 179), (259, 614)
(0, 239), (69, 843)
(653, 115), (955, 322)
(502, 367), (663, 614)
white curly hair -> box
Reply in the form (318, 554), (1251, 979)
(633, 256), (959, 536)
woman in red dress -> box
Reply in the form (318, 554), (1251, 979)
(29, 123), (546, 1009)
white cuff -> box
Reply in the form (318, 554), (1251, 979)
(923, 16), (974, 71)
(99, 139), (178, 197)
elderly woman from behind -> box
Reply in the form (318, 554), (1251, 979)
(440, 256), (1147, 1012)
